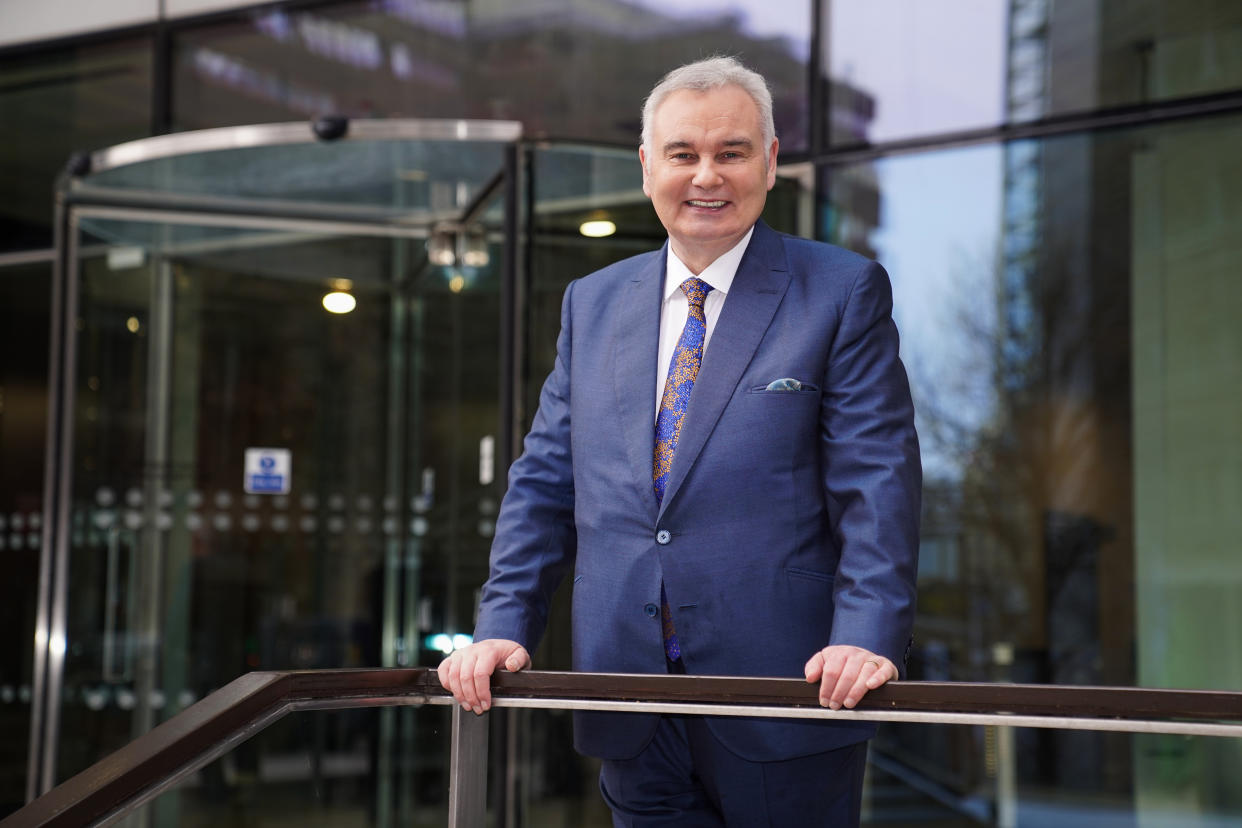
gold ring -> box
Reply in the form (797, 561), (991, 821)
(865, 659), (882, 670)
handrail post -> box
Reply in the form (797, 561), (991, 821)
(996, 724), (1017, 828)
(448, 706), (489, 828)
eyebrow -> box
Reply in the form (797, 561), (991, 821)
(661, 137), (755, 154)
(661, 140), (694, 154)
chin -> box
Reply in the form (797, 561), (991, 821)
(679, 223), (743, 243)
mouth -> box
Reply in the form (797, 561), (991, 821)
(686, 199), (728, 209)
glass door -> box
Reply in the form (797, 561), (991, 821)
(56, 216), (503, 823)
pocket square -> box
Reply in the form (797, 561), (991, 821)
(765, 377), (803, 392)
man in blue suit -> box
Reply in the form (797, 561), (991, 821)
(439, 57), (921, 826)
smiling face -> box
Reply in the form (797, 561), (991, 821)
(639, 84), (779, 274)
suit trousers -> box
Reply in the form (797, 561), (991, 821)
(598, 713), (868, 828)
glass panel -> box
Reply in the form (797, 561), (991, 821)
(825, 0), (1242, 145)
(821, 110), (1242, 818)
(825, 0), (1008, 145)
(125, 706), (454, 826)
(0, 261), (52, 811)
(503, 708), (613, 827)
(867, 727), (1242, 826)
(114, 713), (1242, 826)
(171, 0), (812, 150)
(0, 39), (152, 252)
(56, 212), (503, 783)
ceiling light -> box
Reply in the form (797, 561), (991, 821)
(322, 291), (356, 314)
(428, 230), (456, 266)
(462, 228), (489, 266)
(579, 219), (617, 238)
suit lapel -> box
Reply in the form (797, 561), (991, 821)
(658, 223), (790, 516)
(613, 246), (667, 521)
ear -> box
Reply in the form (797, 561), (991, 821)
(639, 145), (652, 198)
(765, 137), (780, 191)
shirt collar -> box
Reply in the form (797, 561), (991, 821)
(663, 227), (754, 302)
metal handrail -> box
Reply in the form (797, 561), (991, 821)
(4, 669), (1241, 827)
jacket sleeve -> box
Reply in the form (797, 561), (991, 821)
(472, 280), (579, 653)
(821, 261), (922, 676)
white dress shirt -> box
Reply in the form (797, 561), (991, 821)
(654, 228), (754, 419)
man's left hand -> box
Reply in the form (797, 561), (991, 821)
(803, 645), (897, 710)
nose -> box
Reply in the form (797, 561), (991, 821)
(691, 158), (723, 189)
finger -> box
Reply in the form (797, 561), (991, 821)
(818, 652), (847, 708)
(839, 657), (896, 708)
(839, 659), (882, 709)
(826, 654), (866, 710)
(455, 650), (482, 711)
(864, 658), (897, 690)
(436, 657), (451, 689)
(443, 654), (467, 706)
(471, 651), (495, 711)
(504, 646), (531, 673)
(804, 650), (825, 683)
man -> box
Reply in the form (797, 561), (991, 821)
(439, 57), (921, 826)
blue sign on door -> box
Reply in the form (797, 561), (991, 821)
(244, 448), (291, 495)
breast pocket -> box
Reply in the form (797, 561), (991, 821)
(715, 384), (823, 481)
(742, 384), (823, 435)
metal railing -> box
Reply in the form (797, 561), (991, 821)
(4, 668), (1241, 827)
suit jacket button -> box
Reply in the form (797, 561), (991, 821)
(656, 529), (671, 545)
(644, 603), (659, 617)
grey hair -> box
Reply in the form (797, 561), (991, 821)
(641, 56), (776, 161)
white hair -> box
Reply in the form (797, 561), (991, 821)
(641, 56), (776, 161)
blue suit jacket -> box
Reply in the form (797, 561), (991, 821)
(474, 221), (921, 761)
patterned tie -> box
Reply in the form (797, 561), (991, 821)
(653, 277), (712, 661)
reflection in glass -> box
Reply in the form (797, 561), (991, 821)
(172, 0), (811, 149)
(0, 39), (152, 251)
(826, 0), (1242, 145)
(826, 0), (1007, 144)
(822, 112), (1242, 822)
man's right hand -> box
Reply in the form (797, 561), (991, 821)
(436, 639), (530, 714)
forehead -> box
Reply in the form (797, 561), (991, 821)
(650, 85), (763, 141)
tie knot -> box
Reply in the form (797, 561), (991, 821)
(680, 277), (711, 309)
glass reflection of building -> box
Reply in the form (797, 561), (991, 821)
(2, 0), (1241, 825)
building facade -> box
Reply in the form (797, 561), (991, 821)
(1, 0), (1240, 824)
